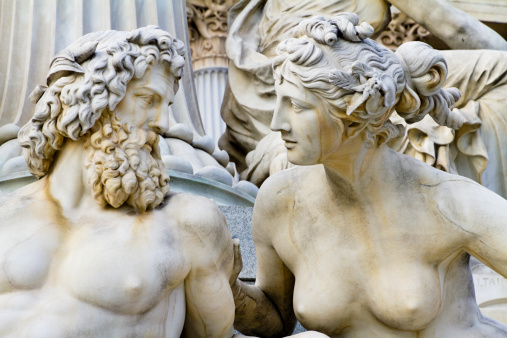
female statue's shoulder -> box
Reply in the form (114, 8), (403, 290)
(256, 166), (312, 205)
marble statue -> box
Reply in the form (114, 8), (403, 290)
(0, 26), (239, 337)
(0, 0), (260, 204)
(220, 0), (507, 196)
(230, 14), (507, 337)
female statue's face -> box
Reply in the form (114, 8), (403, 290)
(272, 77), (343, 165)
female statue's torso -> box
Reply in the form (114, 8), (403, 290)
(230, 14), (507, 338)
(261, 149), (507, 337)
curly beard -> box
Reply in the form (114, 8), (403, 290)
(83, 113), (170, 212)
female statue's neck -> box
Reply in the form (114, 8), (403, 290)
(321, 137), (388, 185)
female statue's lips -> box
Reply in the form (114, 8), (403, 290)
(283, 139), (296, 143)
(283, 139), (296, 149)
(281, 134), (296, 143)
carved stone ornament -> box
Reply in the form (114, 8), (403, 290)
(186, 0), (239, 69)
(230, 14), (507, 337)
(375, 12), (431, 51)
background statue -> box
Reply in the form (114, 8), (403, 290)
(230, 14), (507, 337)
(0, 26), (239, 337)
(220, 0), (507, 198)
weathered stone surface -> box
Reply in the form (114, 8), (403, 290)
(230, 14), (507, 337)
(0, 26), (239, 337)
(219, 206), (256, 281)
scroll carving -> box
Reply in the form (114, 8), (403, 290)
(186, 0), (238, 69)
(375, 12), (431, 51)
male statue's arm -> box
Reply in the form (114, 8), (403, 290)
(231, 244), (297, 337)
(388, 0), (507, 50)
(175, 195), (236, 338)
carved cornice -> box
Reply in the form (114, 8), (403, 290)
(186, 0), (238, 70)
(375, 12), (431, 51)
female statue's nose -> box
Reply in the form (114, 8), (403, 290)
(271, 106), (291, 132)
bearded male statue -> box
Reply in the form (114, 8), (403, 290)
(0, 26), (238, 337)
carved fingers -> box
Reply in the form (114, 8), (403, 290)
(230, 237), (243, 287)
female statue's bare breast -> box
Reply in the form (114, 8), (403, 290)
(268, 165), (472, 335)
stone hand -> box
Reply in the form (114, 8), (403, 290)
(230, 237), (243, 287)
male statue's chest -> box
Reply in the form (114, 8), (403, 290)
(0, 216), (62, 293)
(0, 215), (188, 315)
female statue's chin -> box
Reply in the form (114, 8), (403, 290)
(284, 148), (315, 166)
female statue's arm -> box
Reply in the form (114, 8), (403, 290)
(232, 183), (297, 337)
(437, 180), (507, 276)
(388, 0), (507, 50)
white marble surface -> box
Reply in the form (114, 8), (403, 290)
(221, 1), (507, 323)
(219, 0), (507, 174)
(0, 26), (237, 337)
(231, 14), (507, 337)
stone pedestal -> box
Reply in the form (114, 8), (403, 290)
(471, 258), (507, 324)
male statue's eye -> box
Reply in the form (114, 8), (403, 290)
(138, 95), (153, 105)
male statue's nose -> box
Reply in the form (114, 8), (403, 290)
(149, 107), (170, 135)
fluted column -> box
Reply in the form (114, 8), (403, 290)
(186, 0), (238, 144)
(193, 67), (228, 144)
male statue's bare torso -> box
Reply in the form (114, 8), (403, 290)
(0, 178), (218, 337)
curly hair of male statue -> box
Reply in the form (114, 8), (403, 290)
(18, 26), (185, 178)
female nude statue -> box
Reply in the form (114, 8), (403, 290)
(223, 0), (507, 200)
(231, 14), (507, 337)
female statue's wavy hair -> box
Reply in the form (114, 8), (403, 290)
(273, 13), (463, 146)
(19, 26), (185, 178)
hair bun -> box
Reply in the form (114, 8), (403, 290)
(395, 42), (463, 129)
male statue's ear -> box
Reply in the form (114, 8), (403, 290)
(46, 41), (99, 86)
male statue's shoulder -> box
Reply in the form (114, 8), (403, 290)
(0, 180), (45, 209)
(161, 192), (228, 238)
(160, 192), (232, 269)
(0, 182), (51, 229)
